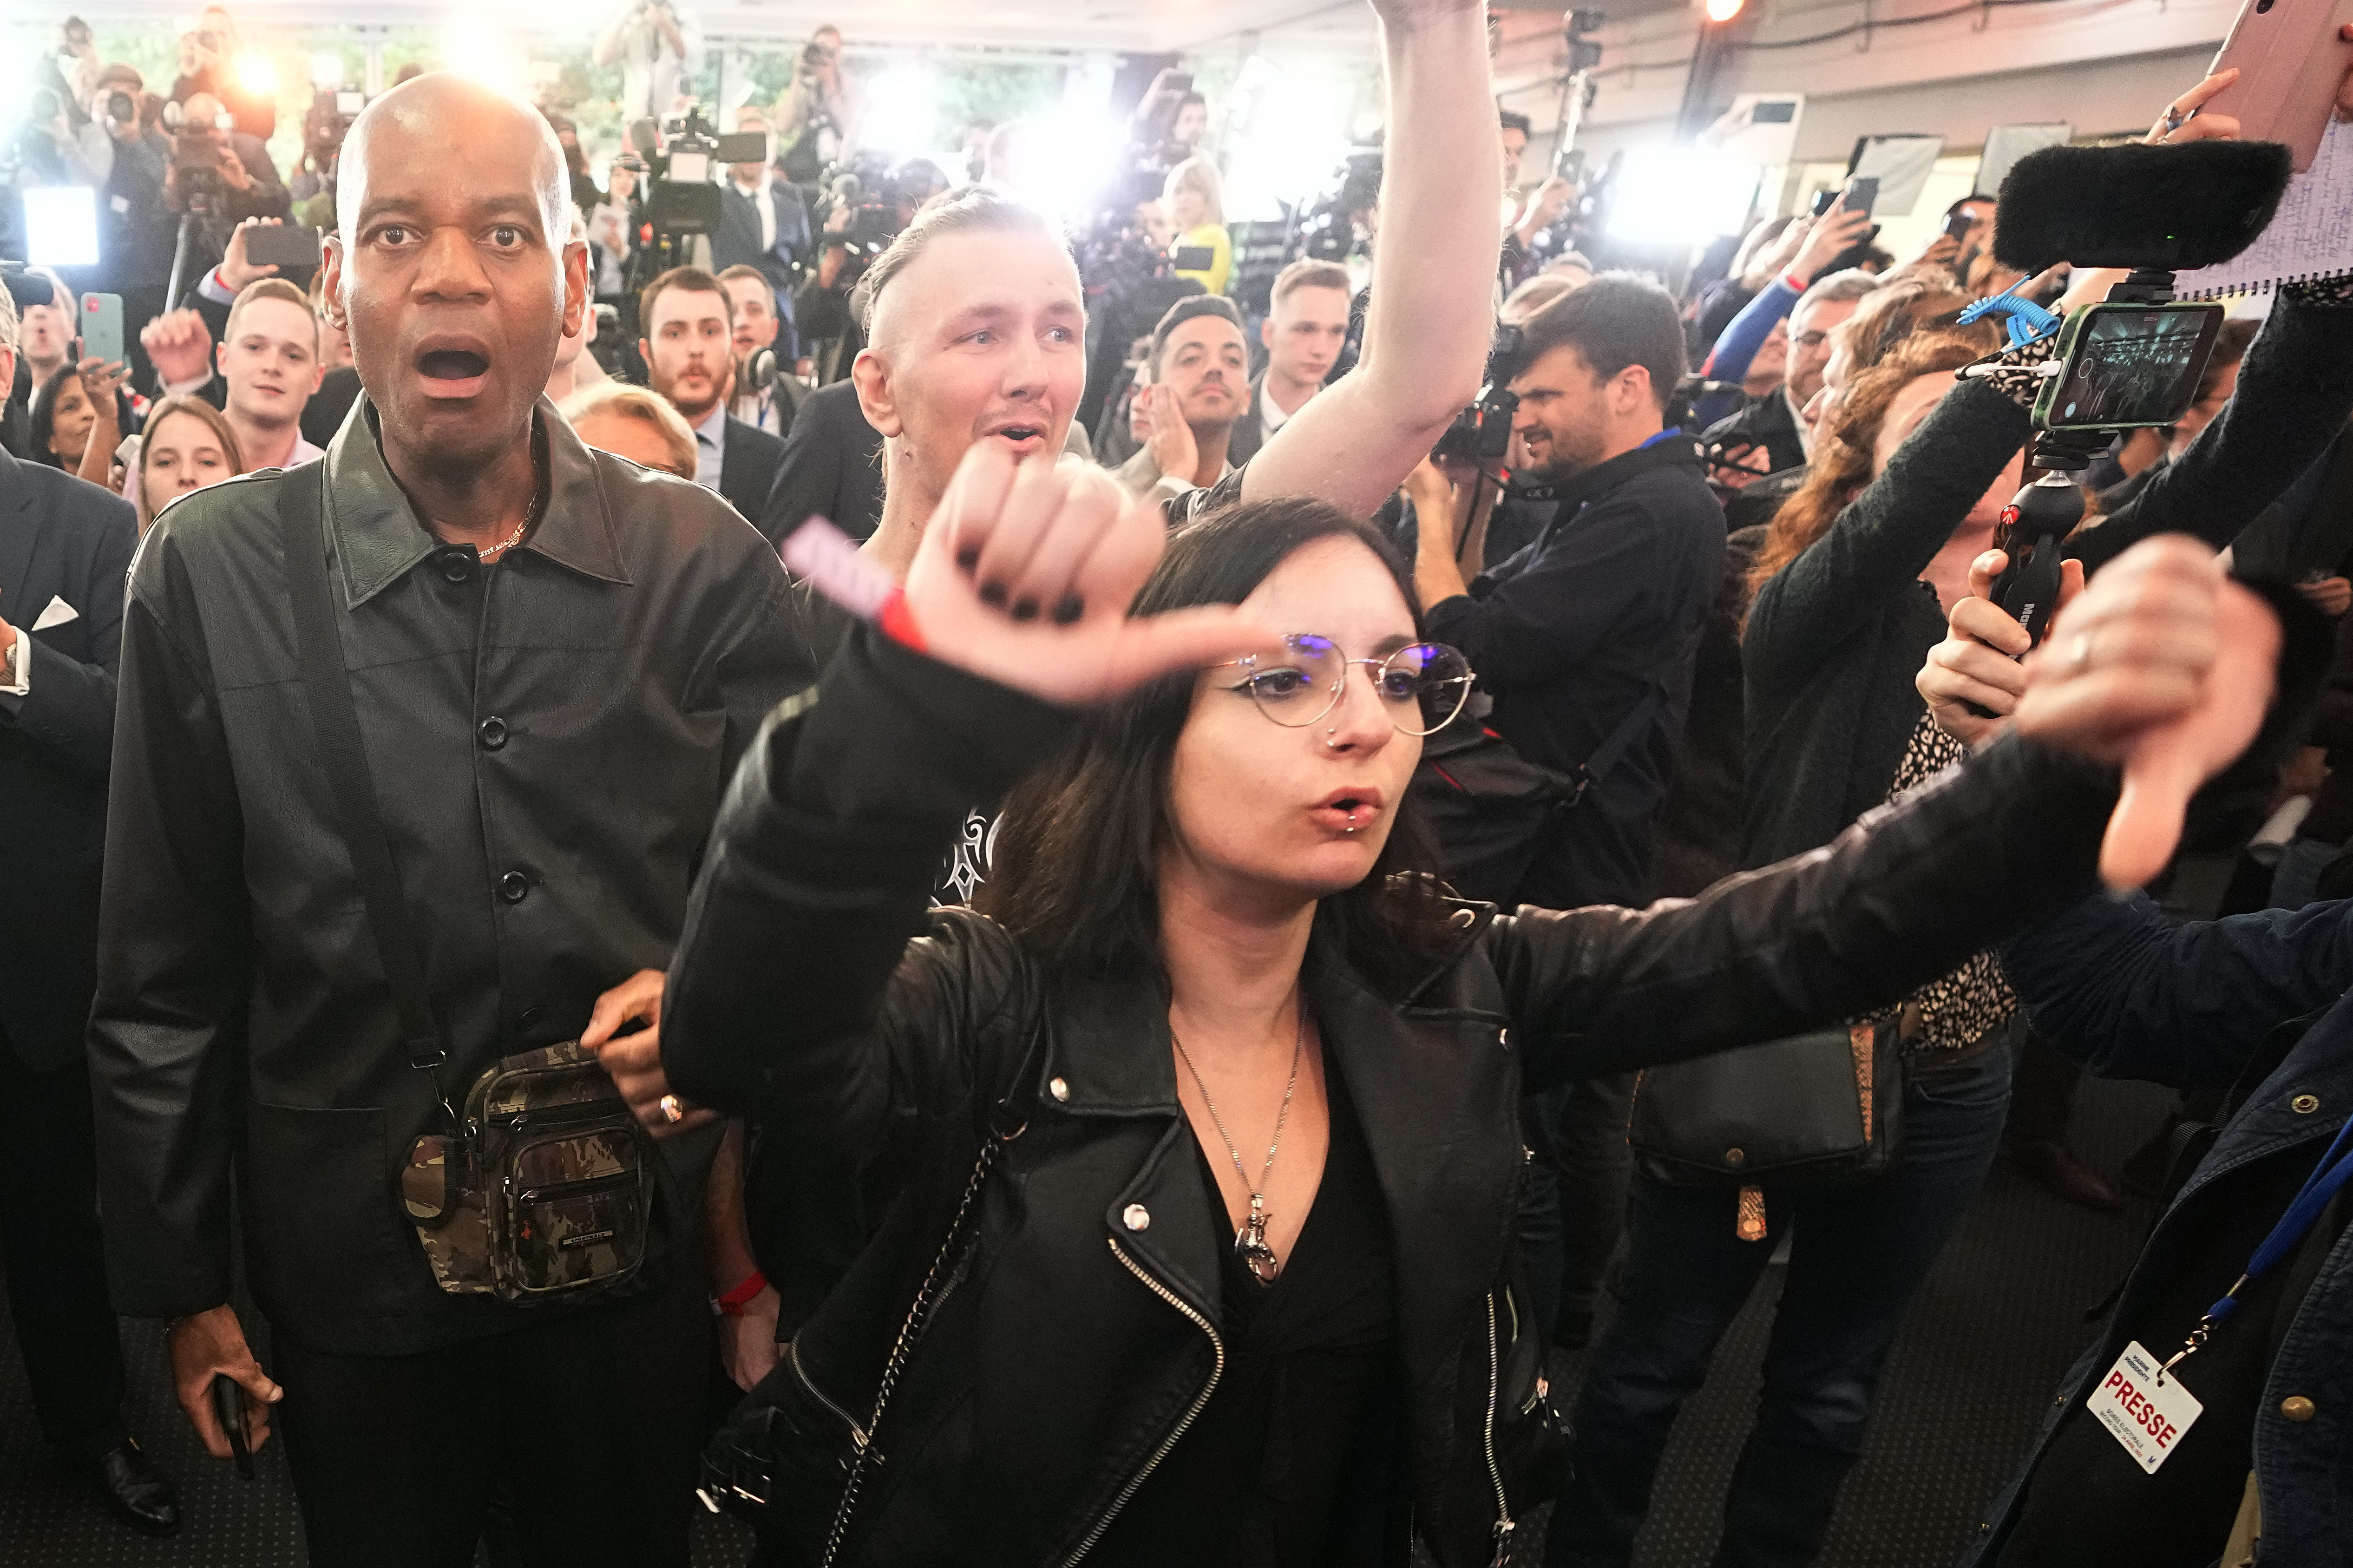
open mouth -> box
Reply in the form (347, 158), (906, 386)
(419, 349), (489, 381)
(991, 425), (1046, 449)
(1311, 789), (1383, 834)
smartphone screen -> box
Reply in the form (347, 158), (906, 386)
(79, 292), (124, 368)
(246, 225), (323, 268)
(1172, 245), (1216, 271)
(1809, 189), (1837, 218)
(1943, 211), (1974, 243)
(1842, 176), (1880, 218)
(2037, 303), (2226, 431)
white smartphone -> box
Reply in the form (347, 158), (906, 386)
(2204, 0), (2353, 171)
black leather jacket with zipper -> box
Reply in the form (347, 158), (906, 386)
(663, 625), (2125, 1567)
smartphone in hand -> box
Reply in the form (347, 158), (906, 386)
(79, 292), (124, 368)
(210, 1373), (255, 1480)
(1841, 176), (1880, 219)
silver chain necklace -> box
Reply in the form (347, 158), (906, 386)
(1171, 1000), (1305, 1284)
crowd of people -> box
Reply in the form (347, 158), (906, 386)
(2, 1), (2351, 1567)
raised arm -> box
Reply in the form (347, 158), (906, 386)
(1240, 0), (1499, 519)
(1505, 535), (2292, 1080)
(1741, 377), (2028, 697)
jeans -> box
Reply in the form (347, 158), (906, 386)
(1547, 1042), (2013, 1568)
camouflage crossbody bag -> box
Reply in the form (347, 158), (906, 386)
(280, 467), (653, 1306)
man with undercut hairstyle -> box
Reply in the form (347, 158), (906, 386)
(89, 72), (805, 1564)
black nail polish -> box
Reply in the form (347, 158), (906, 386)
(979, 580), (1009, 608)
(1010, 597), (1039, 623)
(1051, 594), (1085, 624)
(956, 545), (980, 571)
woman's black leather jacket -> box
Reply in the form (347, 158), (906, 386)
(664, 627), (2122, 1566)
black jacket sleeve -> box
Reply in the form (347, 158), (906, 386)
(2071, 291), (2353, 573)
(1741, 379), (2030, 704)
(1490, 733), (2117, 1085)
(87, 540), (254, 1318)
(663, 628), (1070, 1131)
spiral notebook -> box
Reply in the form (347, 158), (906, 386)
(2176, 118), (2353, 297)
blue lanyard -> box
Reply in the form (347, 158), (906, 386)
(2160, 1110), (2353, 1382)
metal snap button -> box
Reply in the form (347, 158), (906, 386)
(1049, 1076), (1069, 1102)
(477, 716), (509, 751)
(2281, 1395), (2317, 1422)
(2292, 1093), (2321, 1114)
(1122, 1204), (1150, 1232)
(498, 870), (531, 904)
(1725, 1148), (1746, 1166)
(434, 546), (475, 584)
(1499, 1027), (1511, 1049)
(518, 1005), (543, 1030)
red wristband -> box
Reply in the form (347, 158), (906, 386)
(1781, 268), (1810, 295)
(878, 587), (927, 654)
(715, 1270), (768, 1316)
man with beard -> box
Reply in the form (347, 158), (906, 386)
(88, 72), (803, 1565)
(1113, 295), (1251, 504)
(1408, 273), (1727, 1353)
(638, 265), (785, 523)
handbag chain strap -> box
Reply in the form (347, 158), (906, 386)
(820, 1022), (1044, 1567)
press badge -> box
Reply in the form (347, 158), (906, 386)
(2089, 1341), (2203, 1473)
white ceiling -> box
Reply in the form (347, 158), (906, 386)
(43, 0), (1390, 54)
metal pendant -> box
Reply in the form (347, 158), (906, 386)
(1237, 1194), (1280, 1283)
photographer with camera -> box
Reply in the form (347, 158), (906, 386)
(776, 24), (860, 188)
(166, 7), (272, 143)
(595, 0), (703, 126)
(161, 92), (292, 292)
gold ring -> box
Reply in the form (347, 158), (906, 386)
(659, 1093), (684, 1123)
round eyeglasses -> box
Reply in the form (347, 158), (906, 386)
(1219, 636), (1475, 736)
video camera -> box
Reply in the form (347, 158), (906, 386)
(1293, 150), (1383, 264)
(1433, 323), (1527, 464)
(813, 152), (934, 290)
(161, 98), (238, 215)
(304, 86), (367, 163)
(633, 103), (768, 239)
(1976, 139), (2290, 645)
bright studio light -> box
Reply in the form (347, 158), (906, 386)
(1223, 58), (1352, 224)
(444, 20), (530, 98)
(1704, 0), (1746, 20)
(24, 187), (102, 268)
(863, 66), (939, 157)
(310, 51), (345, 88)
(235, 52), (279, 97)
(1606, 147), (1759, 245)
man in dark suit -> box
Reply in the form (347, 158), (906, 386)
(758, 376), (882, 547)
(639, 265), (785, 525)
(0, 293), (179, 1535)
(708, 111), (809, 363)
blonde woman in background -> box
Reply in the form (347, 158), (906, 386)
(560, 382), (699, 482)
(1164, 156), (1233, 295)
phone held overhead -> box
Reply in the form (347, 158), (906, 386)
(2203, 0), (2353, 169)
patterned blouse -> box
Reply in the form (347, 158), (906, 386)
(1884, 711), (2019, 1054)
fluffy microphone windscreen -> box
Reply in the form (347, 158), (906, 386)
(1993, 141), (2291, 271)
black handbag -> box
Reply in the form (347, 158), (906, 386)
(1412, 684), (1671, 908)
(1627, 1021), (1904, 1237)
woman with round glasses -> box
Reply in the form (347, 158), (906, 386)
(655, 443), (2278, 1566)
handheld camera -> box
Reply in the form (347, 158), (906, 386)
(1979, 139), (2291, 645)
(1433, 324), (1526, 464)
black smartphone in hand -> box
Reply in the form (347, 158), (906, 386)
(1841, 176), (1880, 219)
(211, 1373), (254, 1480)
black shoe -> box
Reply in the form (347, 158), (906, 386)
(2006, 1138), (2127, 1212)
(85, 1438), (181, 1536)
